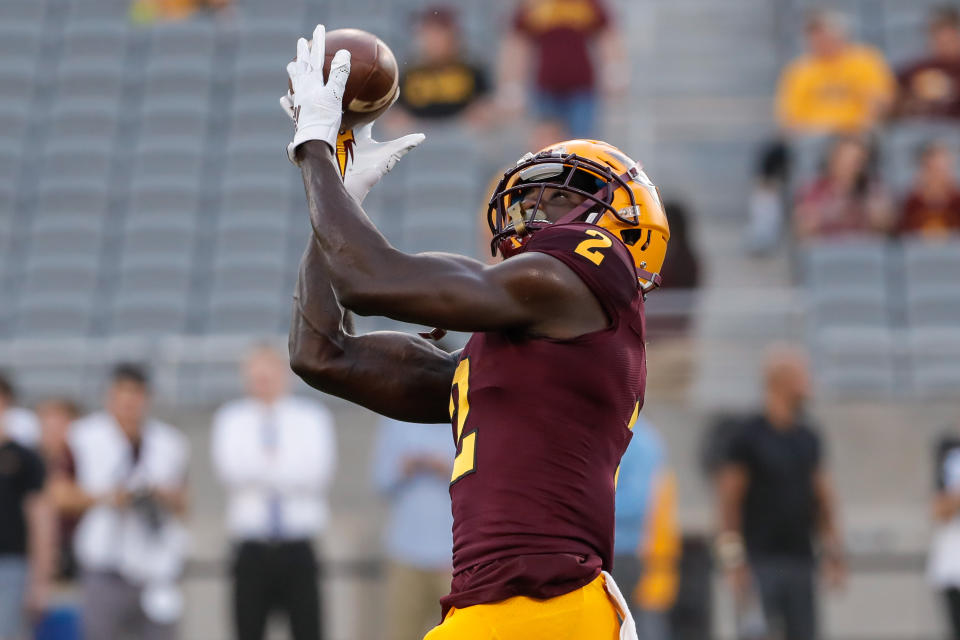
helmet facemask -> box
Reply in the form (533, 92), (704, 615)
(487, 151), (642, 259)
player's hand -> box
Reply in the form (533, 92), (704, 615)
(285, 24), (351, 164)
(343, 123), (425, 204)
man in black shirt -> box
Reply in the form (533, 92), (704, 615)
(0, 373), (54, 640)
(716, 347), (845, 640)
(393, 7), (490, 123)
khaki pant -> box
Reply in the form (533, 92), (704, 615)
(384, 562), (450, 640)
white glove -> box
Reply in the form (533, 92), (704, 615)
(341, 123), (425, 203)
(285, 24), (350, 164)
(280, 102), (425, 204)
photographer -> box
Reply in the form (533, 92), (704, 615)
(54, 365), (189, 640)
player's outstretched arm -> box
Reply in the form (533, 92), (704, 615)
(297, 142), (605, 338)
(289, 234), (457, 423)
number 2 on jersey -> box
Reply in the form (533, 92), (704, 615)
(449, 358), (477, 484)
(574, 229), (613, 266)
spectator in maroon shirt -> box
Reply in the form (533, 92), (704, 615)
(498, 0), (627, 138)
(899, 141), (960, 237)
(36, 398), (82, 581)
(898, 7), (960, 120)
(793, 136), (894, 240)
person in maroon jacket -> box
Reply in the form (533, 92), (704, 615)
(282, 26), (669, 640)
(897, 6), (960, 121)
(899, 141), (960, 237)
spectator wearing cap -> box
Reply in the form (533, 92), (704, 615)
(0, 379), (55, 640)
(0, 373), (40, 448)
(899, 142), (960, 238)
(499, 0), (628, 139)
(793, 136), (894, 241)
(746, 8), (896, 253)
(898, 7), (960, 121)
(211, 345), (336, 640)
(391, 7), (491, 128)
(59, 365), (189, 640)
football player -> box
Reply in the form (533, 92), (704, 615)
(284, 25), (670, 640)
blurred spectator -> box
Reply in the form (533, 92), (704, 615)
(499, 0), (627, 138)
(929, 421), (960, 640)
(0, 391), (55, 640)
(129, 0), (231, 23)
(897, 7), (960, 120)
(898, 141), (960, 237)
(747, 8), (895, 253)
(211, 345), (336, 640)
(391, 7), (490, 128)
(613, 415), (679, 640)
(646, 199), (702, 338)
(793, 136), (894, 240)
(716, 346), (845, 640)
(372, 417), (453, 640)
(777, 9), (895, 135)
(59, 365), (189, 640)
(0, 372), (40, 448)
(36, 398), (82, 582)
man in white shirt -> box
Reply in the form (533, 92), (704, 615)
(56, 364), (190, 640)
(211, 344), (337, 640)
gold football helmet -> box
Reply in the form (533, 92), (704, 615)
(487, 139), (670, 293)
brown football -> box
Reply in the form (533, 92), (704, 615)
(288, 28), (399, 132)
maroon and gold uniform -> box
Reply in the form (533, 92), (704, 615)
(440, 222), (647, 618)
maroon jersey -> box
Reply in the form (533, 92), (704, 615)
(441, 223), (647, 615)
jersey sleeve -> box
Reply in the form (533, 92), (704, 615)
(524, 224), (639, 319)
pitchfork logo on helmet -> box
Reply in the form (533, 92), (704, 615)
(487, 139), (671, 293)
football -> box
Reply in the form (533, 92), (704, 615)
(289, 28), (399, 132)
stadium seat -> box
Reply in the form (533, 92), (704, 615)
(0, 0), (48, 22)
(216, 215), (289, 255)
(809, 287), (890, 330)
(41, 137), (114, 181)
(110, 291), (189, 336)
(29, 213), (105, 255)
(129, 178), (200, 215)
(35, 181), (109, 216)
(221, 175), (295, 214)
(0, 67), (36, 106)
(212, 252), (288, 294)
(60, 19), (129, 62)
(21, 254), (100, 296)
(803, 239), (891, 291)
(49, 101), (120, 140)
(814, 326), (899, 396)
(116, 253), (194, 293)
(122, 214), (197, 256)
(907, 327), (960, 396)
(207, 291), (287, 334)
(14, 292), (95, 338)
(55, 59), (125, 102)
(142, 61), (214, 101)
(229, 103), (291, 142)
(906, 285), (960, 328)
(139, 99), (210, 143)
(902, 237), (960, 285)
(0, 25), (40, 63)
(131, 142), (205, 181)
(148, 21), (219, 62)
(223, 138), (289, 180)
